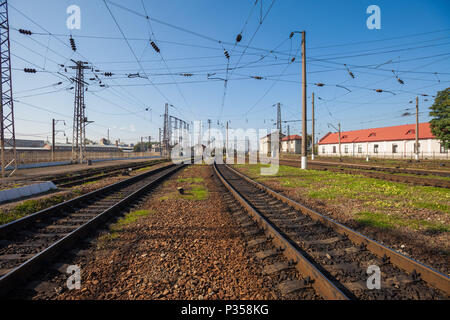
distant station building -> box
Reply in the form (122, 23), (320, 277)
(318, 122), (448, 159)
(259, 132), (286, 156)
(281, 135), (302, 154)
(43, 143), (120, 153)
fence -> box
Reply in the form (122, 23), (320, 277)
(4, 150), (160, 165)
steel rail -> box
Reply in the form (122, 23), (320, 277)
(213, 162), (351, 300)
(50, 159), (165, 186)
(279, 160), (450, 188)
(224, 163), (450, 295)
(55, 160), (167, 188)
(0, 164), (183, 296)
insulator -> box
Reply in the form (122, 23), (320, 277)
(70, 36), (77, 51)
(95, 69), (100, 72)
(289, 32), (294, 38)
(150, 41), (160, 53)
(397, 78), (404, 85)
(375, 89), (383, 93)
(19, 29), (32, 35)
(181, 73), (193, 77)
(348, 71), (355, 79)
(24, 68), (37, 73)
(224, 50), (230, 59)
(252, 76), (263, 80)
(104, 72), (113, 77)
(315, 83), (325, 87)
(89, 78), (96, 81)
(291, 57), (295, 63)
(236, 34), (242, 43)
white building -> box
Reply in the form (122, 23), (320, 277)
(259, 132), (285, 156)
(281, 135), (302, 154)
(318, 122), (448, 159)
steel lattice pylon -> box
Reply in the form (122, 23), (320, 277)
(70, 61), (90, 164)
(0, 0), (17, 177)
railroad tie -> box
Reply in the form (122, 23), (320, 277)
(246, 237), (268, 248)
(255, 249), (279, 260)
(263, 262), (291, 275)
(277, 279), (309, 296)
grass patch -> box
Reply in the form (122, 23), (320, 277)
(356, 211), (449, 232)
(136, 166), (154, 173)
(0, 195), (70, 225)
(356, 211), (396, 229)
(233, 164), (450, 233)
(177, 177), (204, 184)
(180, 184), (208, 201)
(111, 209), (152, 230)
(81, 180), (100, 186)
(98, 209), (154, 248)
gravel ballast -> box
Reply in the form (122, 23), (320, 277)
(35, 165), (285, 300)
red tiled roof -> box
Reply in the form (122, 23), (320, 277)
(282, 135), (302, 141)
(318, 123), (435, 145)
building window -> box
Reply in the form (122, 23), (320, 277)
(322, 146), (325, 153)
(344, 145), (348, 153)
(357, 145), (362, 153)
(333, 146), (336, 153)
(374, 144), (379, 153)
(392, 144), (398, 153)
(440, 143), (448, 153)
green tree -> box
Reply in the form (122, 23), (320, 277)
(429, 87), (450, 149)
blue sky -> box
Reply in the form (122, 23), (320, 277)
(9, 0), (450, 144)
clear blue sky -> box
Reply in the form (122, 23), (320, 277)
(9, 0), (450, 144)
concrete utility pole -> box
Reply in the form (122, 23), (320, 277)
(311, 92), (315, 160)
(51, 119), (65, 161)
(207, 119), (211, 146)
(148, 136), (151, 152)
(226, 121), (229, 157)
(301, 31), (307, 169)
(52, 119), (55, 161)
(328, 122), (341, 160)
(163, 103), (169, 158)
(276, 103), (282, 134)
(0, 0), (17, 177)
(338, 123), (341, 161)
(287, 125), (290, 153)
(159, 128), (162, 156)
(415, 96), (419, 161)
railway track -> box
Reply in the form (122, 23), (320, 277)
(48, 159), (166, 188)
(279, 160), (450, 188)
(282, 159), (450, 177)
(214, 163), (450, 300)
(0, 163), (183, 297)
